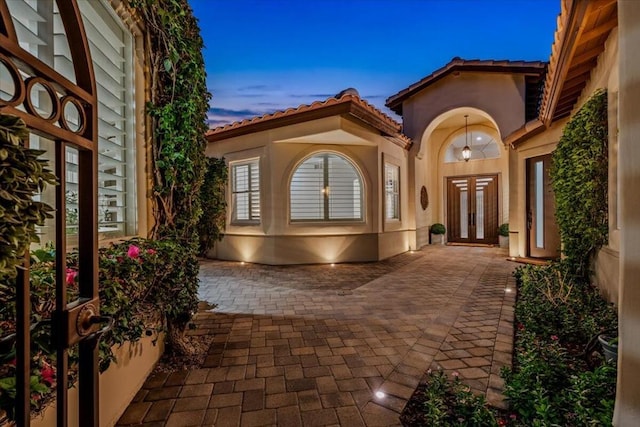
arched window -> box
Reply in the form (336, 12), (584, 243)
(444, 131), (501, 163)
(290, 153), (363, 222)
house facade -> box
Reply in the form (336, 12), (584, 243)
(205, 90), (414, 264)
(386, 59), (546, 250)
(207, 0), (640, 423)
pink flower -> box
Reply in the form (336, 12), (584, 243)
(66, 268), (77, 285)
(41, 365), (55, 385)
(146, 248), (157, 255)
(551, 335), (559, 341)
(452, 372), (459, 377)
(127, 245), (140, 259)
(117, 256), (124, 263)
(510, 414), (517, 420)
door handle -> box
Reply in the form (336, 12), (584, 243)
(527, 211), (533, 229)
(85, 315), (114, 341)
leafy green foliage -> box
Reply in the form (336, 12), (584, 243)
(130, 0), (211, 244)
(197, 157), (227, 255)
(431, 223), (446, 235)
(514, 262), (617, 345)
(0, 238), (198, 416)
(0, 116), (56, 282)
(498, 223), (509, 237)
(400, 370), (498, 426)
(127, 0), (212, 350)
(551, 90), (608, 277)
(502, 263), (618, 426)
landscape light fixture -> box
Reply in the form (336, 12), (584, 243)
(462, 114), (472, 162)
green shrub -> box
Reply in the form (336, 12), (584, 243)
(197, 157), (227, 255)
(498, 223), (509, 237)
(503, 263), (618, 426)
(401, 370), (497, 426)
(0, 115), (56, 283)
(515, 262), (617, 344)
(431, 223), (446, 235)
(0, 238), (199, 417)
(551, 89), (608, 278)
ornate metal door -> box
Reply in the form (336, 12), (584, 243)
(0, 1), (105, 425)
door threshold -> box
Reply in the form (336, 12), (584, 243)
(446, 242), (496, 248)
(506, 256), (552, 266)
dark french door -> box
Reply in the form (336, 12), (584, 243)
(1, 1), (104, 425)
(447, 175), (499, 244)
(527, 154), (561, 259)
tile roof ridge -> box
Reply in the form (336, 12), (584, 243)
(206, 90), (403, 136)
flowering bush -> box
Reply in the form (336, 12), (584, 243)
(501, 263), (618, 426)
(0, 237), (199, 419)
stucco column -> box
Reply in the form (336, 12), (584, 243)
(614, 1), (640, 424)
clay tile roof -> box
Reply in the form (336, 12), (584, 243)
(206, 92), (411, 149)
(505, 0), (617, 147)
(538, 0), (617, 125)
(385, 57), (547, 115)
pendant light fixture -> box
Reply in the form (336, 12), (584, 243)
(462, 114), (471, 162)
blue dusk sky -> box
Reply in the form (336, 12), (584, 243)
(189, 0), (561, 127)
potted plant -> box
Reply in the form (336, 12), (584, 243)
(498, 223), (509, 248)
(430, 223), (446, 245)
(597, 334), (618, 363)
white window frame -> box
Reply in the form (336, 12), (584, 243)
(384, 162), (400, 221)
(290, 152), (364, 223)
(230, 159), (261, 224)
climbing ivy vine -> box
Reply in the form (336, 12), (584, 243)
(197, 157), (227, 256)
(551, 89), (608, 278)
(130, 0), (211, 243)
(128, 0), (212, 350)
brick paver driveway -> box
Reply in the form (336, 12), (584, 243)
(118, 245), (516, 426)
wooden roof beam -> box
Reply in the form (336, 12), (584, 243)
(579, 18), (618, 45)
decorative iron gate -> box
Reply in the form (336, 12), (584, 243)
(0, 1), (105, 425)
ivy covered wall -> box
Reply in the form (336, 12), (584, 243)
(551, 89), (609, 278)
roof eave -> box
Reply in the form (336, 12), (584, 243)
(503, 119), (546, 148)
(206, 98), (411, 149)
(385, 61), (547, 115)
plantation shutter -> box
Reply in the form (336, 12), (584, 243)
(385, 163), (400, 220)
(232, 160), (260, 222)
(290, 153), (363, 222)
(79, 0), (136, 239)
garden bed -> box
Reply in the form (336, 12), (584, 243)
(399, 261), (617, 427)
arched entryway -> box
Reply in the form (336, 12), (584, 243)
(414, 108), (508, 247)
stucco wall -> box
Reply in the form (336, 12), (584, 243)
(398, 72), (524, 246)
(401, 72), (527, 145)
(32, 335), (164, 427)
(206, 116), (413, 264)
(615, 2), (640, 423)
(508, 28), (620, 303)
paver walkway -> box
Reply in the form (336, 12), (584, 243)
(117, 245), (516, 426)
